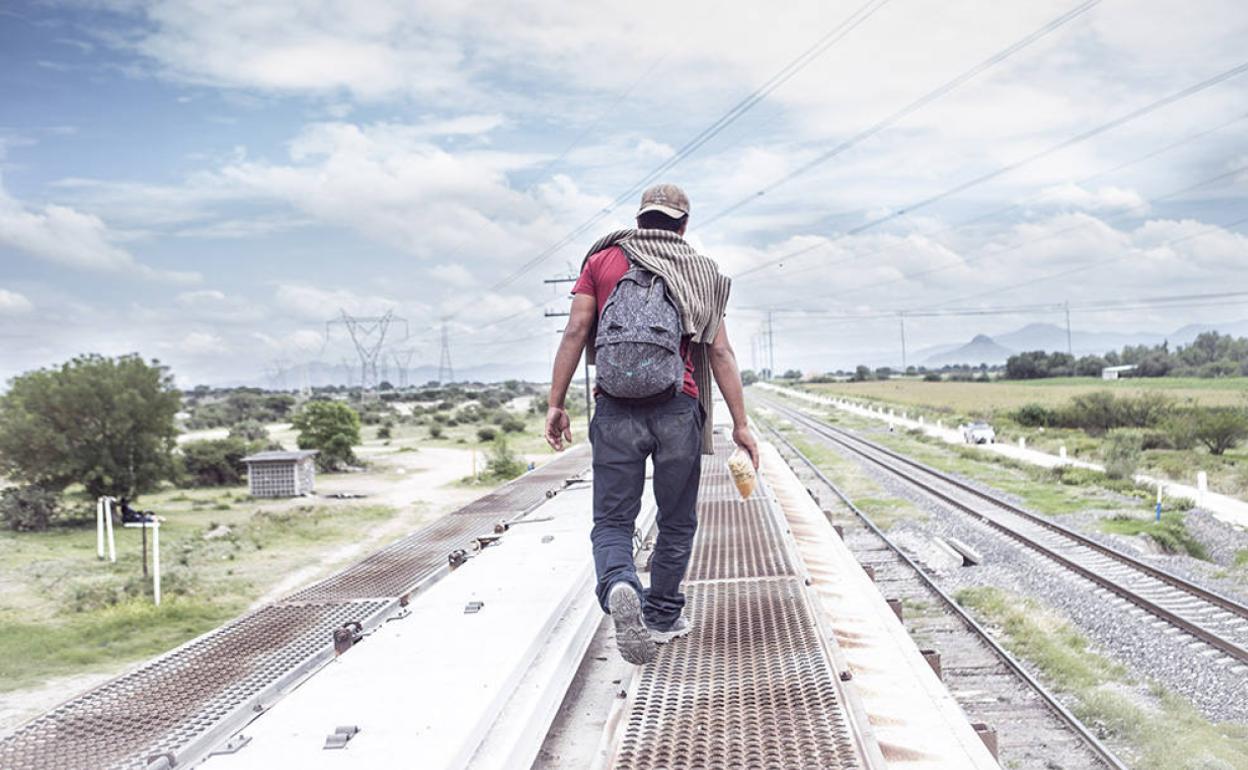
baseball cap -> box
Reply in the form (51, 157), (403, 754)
(638, 183), (690, 219)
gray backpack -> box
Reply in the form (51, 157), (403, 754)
(594, 265), (684, 401)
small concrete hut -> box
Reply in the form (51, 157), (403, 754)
(241, 450), (318, 498)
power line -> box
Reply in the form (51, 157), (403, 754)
(699, 0), (1103, 230)
(447, 0), (891, 321)
(733, 58), (1248, 279)
(744, 108), (1248, 291)
(745, 161), (1248, 309)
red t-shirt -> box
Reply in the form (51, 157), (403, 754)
(573, 246), (698, 399)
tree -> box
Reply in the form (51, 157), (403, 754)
(1191, 409), (1248, 456)
(781, 369), (802, 380)
(291, 401), (361, 470)
(851, 365), (872, 382)
(181, 438), (249, 487)
(0, 354), (180, 498)
(740, 369), (759, 386)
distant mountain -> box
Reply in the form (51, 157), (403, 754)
(922, 334), (1014, 366)
(994, 322), (1165, 355)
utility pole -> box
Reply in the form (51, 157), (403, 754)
(766, 310), (775, 380)
(438, 320), (454, 384)
(1064, 301), (1074, 358)
(899, 312), (908, 372)
(545, 274), (591, 430)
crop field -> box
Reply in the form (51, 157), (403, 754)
(803, 377), (1247, 419)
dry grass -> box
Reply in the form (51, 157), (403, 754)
(804, 377), (1248, 420)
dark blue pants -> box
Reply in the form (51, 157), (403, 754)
(589, 393), (703, 629)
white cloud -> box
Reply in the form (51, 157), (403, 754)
(429, 263), (475, 287)
(0, 288), (33, 315)
(180, 331), (229, 355)
(1033, 184), (1149, 213)
(0, 173), (199, 282)
(275, 283), (400, 320)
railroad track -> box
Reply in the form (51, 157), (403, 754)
(761, 417), (1127, 770)
(761, 396), (1248, 671)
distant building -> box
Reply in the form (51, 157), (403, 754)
(1101, 364), (1138, 381)
(241, 450), (318, 498)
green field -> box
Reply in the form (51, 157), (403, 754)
(803, 377), (1248, 418)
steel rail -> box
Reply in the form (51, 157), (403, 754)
(766, 399), (1248, 666)
(762, 422), (1129, 770)
(812, 406), (1248, 620)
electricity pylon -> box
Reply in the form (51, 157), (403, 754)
(326, 310), (409, 397)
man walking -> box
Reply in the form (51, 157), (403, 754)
(544, 183), (758, 665)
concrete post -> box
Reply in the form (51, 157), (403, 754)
(1018, 437), (1026, 449)
(1197, 471), (1208, 507)
(1059, 446), (1067, 461)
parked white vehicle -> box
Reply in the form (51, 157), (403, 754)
(961, 422), (996, 445)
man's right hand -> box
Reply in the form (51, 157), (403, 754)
(545, 406), (572, 451)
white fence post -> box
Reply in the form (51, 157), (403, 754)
(153, 522), (161, 606)
(104, 497), (116, 563)
(96, 498), (105, 560)
(1197, 471), (1208, 507)
(1059, 446), (1067, 462)
(1018, 437), (1026, 449)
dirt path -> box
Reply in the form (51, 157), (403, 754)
(253, 446), (479, 606)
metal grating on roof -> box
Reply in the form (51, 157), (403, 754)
(453, 446), (590, 517)
(686, 496), (795, 581)
(282, 511), (500, 603)
(612, 578), (863, 770)
(0, 601), (387, 770)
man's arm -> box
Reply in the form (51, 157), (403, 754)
(545, 293), (597, 451)
(707, 321), (759, 468)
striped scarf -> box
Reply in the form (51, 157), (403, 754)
(582, 228), (732, 454)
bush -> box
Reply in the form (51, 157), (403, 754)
(1161, 414), (1198, 451)
(1056, 392), (1173, 435)
(1103, 431), (1142, 480)
(428, 424), (444, 439)
(476, 426), (498, 442)
(376, 424), (392, 440)
(227, 419), (269, 443)
(485, 437), (526, 481)
(501, 416), (526, 433)
(181, 437), (249, 487)
(923, 372), (941, 382)
(1014, 403), (1057, 427)
(0, 485), (60, 531)
(1190, 408), (1248, 456)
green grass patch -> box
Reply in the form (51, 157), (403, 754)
(1099, 513), (1210, 560)
(956, 586), (1248, 769)
(0, 598), (237, 692)
(1234, 549), (1248, 569)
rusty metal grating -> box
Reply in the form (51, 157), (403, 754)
(453, 445), (589, 517)
(0, 601), (387, 770)
(283, 511), (499, 602)
(613, 578), (862, 770)
(687, 496), (794, 581)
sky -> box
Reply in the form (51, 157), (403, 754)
(1, 0), (1246, 385)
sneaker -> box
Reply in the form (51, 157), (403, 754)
(649, 615), (693, 644)
(609, 582), (656, 665)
